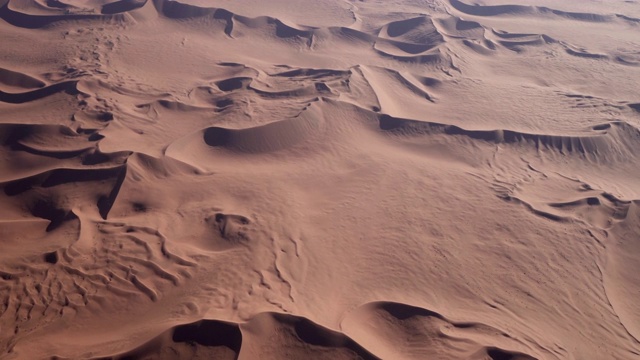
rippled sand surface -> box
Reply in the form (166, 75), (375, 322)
(1, 0), (639, 358)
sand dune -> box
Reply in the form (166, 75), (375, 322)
(1, 0), (640, 359)
(341, 301), (536, 360)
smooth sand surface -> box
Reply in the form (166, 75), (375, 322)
(1, 0), (639, 359)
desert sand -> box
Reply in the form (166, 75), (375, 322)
(0, 0), (639, 358)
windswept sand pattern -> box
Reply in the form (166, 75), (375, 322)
(1, 0), (640, 359)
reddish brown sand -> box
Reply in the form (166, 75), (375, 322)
(1, 0), (639, 359)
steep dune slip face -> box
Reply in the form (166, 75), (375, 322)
(1, 0), (640, 359)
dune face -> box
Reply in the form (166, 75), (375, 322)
(1, 0), (640, 359)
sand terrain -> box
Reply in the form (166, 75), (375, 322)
(0, 0), (640, 359)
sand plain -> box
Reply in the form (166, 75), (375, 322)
(0, 0), (640, 359)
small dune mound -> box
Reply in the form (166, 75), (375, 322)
(216, 77), (253, 92)
(546, 193), (631, 226)
(541, 8), (611, 23)
(108, 312), (377, 359)
(374, 38), (440, 56)
(164, 101), (331, 169)
(274, 19), (313, 39)
(380, 16), (443, 45)
(33, 0), (65, 10)
(449, 0), (614, 23)
(485, 347), (537, 360)
(202, 120), (315, 153)
(325, 26), (377, 45)
(112, 319), (241, 359)
(250, 83), (328, 99)
(375, 16), (445, 61)
(234, 15), (313, 39)
(272, 67), (351, 79)
(199, 212), (251, 251)
(152, 99), (211, 112)
(373, 44), (444, 63)
(562, 42), (609, 59)
(240, 312), (377, 359)
(0, 68), (45, 92)
(341, 301), (537, 360)
(172, 320), (242, 353)
(363, 66), (438, 104)
(506, 178), (635, 227)
(152, 0), (216, 19)
(490, 30), (556, 51)
(616, 55), (640, 67)
(124, 153), (202, 183)
(101, 0), (147, 15)
(202, 105), (322, 154)
(461, 38), (497, 54)
(435, 16), (484, 39)
(0, 124), (122, 166)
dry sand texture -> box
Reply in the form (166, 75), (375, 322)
(1, 0), (640, 358)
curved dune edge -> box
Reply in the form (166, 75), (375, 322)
(0, 80), (80, 104)
(0, 67), (46, 91)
